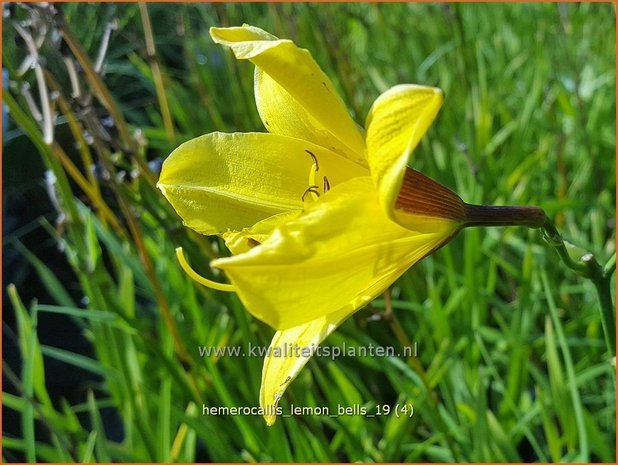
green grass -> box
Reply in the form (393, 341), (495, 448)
(2, 2), (615, 462)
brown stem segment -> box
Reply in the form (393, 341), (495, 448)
(463, 204), (546, 228)
(396, 169), (546, 229)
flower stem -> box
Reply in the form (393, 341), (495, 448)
(463, 204), (546, 228)
(591, 271), (615, 356)
(540, 217), (615, 356)
(464, 204), (615, 356)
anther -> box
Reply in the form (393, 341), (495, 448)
(323, 176), (330, 193)
(305, 149), (319, 171)
(302, 186), (321, 202)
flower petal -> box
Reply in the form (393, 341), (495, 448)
(260, 308), (350, 426)
(212, 176), (459, 329)
(210, 25), (366, 165)
(365, 84), (444, 218)
(222, 210), (301, 255)
(157, 132), (366, 235)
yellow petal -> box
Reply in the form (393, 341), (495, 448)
(212, 176), (459, 329)
(222, 211), (300, 255)
(210, 25), (366, 166)
(157, 132), (366, 235)
(260, 308), (351, 426)
(365, 84), (444, 218)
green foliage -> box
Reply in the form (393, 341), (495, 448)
(3, 3), (615, 462)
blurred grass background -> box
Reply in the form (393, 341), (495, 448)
(2, 2), (615, 462)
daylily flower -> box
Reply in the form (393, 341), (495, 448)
(157, 25), (544, 425)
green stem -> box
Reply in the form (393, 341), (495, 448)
(540, 217), (615, 356)
(463, 203), (615, 356)
(540, 218), (589, 275)
(591, 272), (615, 357)
(603, 252), (616, 279)
(464, 204), (546, 228)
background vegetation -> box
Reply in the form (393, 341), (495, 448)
(2, 2), (615, 462)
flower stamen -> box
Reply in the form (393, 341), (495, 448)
(302, 185), (321, 202)
(305, 150), (319, 171)
(323, 176), (330, 193)
(306, 150), (321, 201)
(175, 247), (236, 292)
(304, 149), (331, 202)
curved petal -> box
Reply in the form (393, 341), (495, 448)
(157, 132), (366, 235)
(365, 84), (444, 218)
(210, 25), (366, 165)
(212, 177), (459, 329)
(222, 210), (301, 255)
(260, 308), (350, 426)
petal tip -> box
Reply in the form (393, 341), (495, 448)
(156, 180), (169, 199)
(264, 414), (277, 426)
(209, 24), (278, 47)
(260, 383), (283, 426)
(430, 86), (445, 103)
(208, 26), (224, 43)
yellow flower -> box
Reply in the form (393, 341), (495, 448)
(158, 25), (468, 425)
